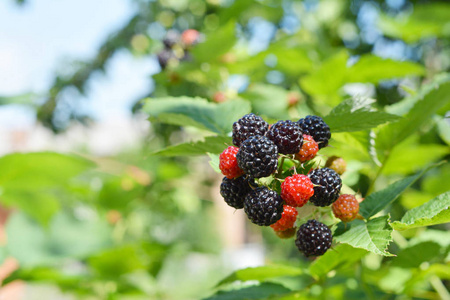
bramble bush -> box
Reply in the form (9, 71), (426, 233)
(1, 0), (449, 299)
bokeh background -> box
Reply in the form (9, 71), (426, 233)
(0, 0), (449, 299)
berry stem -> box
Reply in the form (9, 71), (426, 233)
(367, 153), (390, 194)
(277, 156), (285, 174)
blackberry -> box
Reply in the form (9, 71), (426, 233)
(308, 168), (342, 207)
(244, 187), (284, 226)
(297, 115), (331, 149)
(266, 120), (303, 154)
(163, 30), (180, 48)
(157, 49), (175, 69)
(236, 135), (278, 178)
(232, 113), (269, 147)
(220, 176), (252, 209)
(295, 219), (332, 257)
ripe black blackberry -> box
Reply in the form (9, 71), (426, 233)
(308, 168), (342, 207)
(295, 219), (332, 257)
(220, 176), (253, 209)
(266, 120), (303, 154)
(236, 135), (278, 178)
(232, 113), (269, 147)
(157, 49), (175, 69)
(244, 187), (284, 226)
(163, 30), (180, 48)
(297, 115), (331, 149)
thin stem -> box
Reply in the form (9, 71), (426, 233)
(277, 157), (285, 174)
(358, 261), (376, 300)
(429, 275), (450, 300)
(367, 152), (390, 195)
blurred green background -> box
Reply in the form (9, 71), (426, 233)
(0, 0), (449, 299)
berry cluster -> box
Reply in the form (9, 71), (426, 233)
(218, 113), (360, 257)
(157, 29), (201, 69)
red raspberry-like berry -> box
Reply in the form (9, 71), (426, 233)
(281, 174), (314, 207)
(181, 29), (200, 46)
(275, 227), (296, 239)
(271, 205), (298, 232)
(296, 134), (319, 162)
(332, 194), (359, 222)
(219, 146), (244, 179)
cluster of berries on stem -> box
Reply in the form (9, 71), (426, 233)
(218, 113), (361, 257)
(157, 29), (201, 69)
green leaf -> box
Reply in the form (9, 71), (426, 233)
(0, 92), (39, 106)
(152, 136), (231, 156)
(192, 21), (236, 63)
(241, 84), (289, 120)
(377, 4), (450, 43)
(323, 97), (401, 132)
(89, 245), (146, 277)
(0, 152), (94, 225)
(347, 55), (425, 83)
(391, 191), (450, 231)
(320, 132), (370, 161)
(382, 143), (449, 175)
(0, 152), (94, 189)
(88, 241), (169, 278)
(5, 212), (111, 267)
(309, 244), (368, 278)
(205, 282), (291, 300)
(436, 117), (450, 146)
(142, 97), (251, 135)
(300, 51), (348, 99)
(377, 77), (450, 152)
(392, 241), (443, 268)
(217, 265), (302, 287)
(334, 215), (394, 256)
(360, 167), (431, 219)
(300, 52), (424, 102)
(208, 153), (221, 173)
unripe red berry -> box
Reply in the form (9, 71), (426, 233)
(271, 205), (298, 232)
(295, 134), (319, 162)
(281, 174), (314, 207)
(219, 146), (244, 179)
(332, 194), (359, 222)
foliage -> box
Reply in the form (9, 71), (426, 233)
(2, 0), (450, 299)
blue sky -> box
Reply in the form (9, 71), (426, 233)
(0, 0), (158, 128)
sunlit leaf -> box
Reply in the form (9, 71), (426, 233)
(206, 282), (291, 300)
(334, 215), (394, 256)
(208, 153), (221, 173)
(192, 21), (236, 62)
(324, 97), (401, 132)
(348, 55), (425, 83)
(241, 84), (289, 119)
(382, 142), (449, 175)
(5, 212), (111, 267)
(377, 77), (450, 152)
(360, 166), (432, 219)
(309, 244), (368, 278)
(392, 241), (443, 268)
(217, 265), (302, 287)
(152, 136), (231, 156)
(377, 4), (450, 43)
(0, 152), (94, 225)
(142, 97), (251, 135)
(391, 191), (450, 231)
